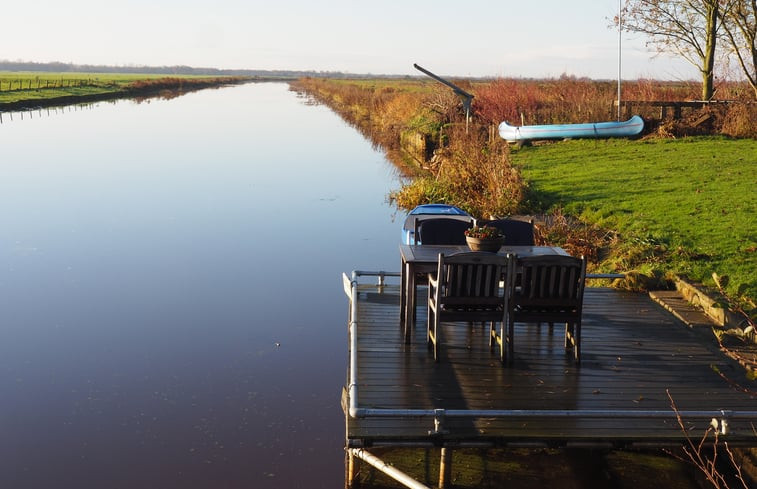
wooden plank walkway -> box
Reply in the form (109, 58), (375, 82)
(345, 281), (757, 449)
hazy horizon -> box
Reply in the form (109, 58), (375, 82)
(5, 0), (703, 82)
(0, 59), (704, 82)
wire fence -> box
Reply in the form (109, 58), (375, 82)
(0, 78), (114, 91)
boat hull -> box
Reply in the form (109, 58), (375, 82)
(498, 115), (644, 142)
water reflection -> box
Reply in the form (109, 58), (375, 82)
(0, 83), (400, 488)
(0, 103), (97, 124)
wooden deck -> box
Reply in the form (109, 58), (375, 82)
(344, 278), (757, 449)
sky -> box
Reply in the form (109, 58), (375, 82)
(4, 0), (700, 80)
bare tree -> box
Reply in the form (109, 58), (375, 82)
(622, 0), (736, 100)
(721, 0), (757, 97)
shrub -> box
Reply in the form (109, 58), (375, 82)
(721, 103), (757, 138)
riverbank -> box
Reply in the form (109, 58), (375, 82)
(290, 77), (756, 306)
(0, 74), (257, 111)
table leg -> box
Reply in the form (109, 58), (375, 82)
(404, 262), (416, 343)
(399, 258), (407, 329)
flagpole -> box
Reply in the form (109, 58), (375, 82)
(617, 0), (622, 121)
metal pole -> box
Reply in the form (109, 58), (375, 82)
(346, 272), (360, 419)
(414, 63), (474, 134)
(618, 0), (623, 121)
(413, 64), (474, 100)
(350, 448), (433, 489)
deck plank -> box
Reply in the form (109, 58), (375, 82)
(345, 286), (756, 448)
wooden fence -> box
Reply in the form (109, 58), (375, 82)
(616, 99), (751, 120)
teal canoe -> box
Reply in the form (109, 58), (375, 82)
(498, 115), (644, 142)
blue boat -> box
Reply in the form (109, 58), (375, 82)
(401, 204), (472, 244)
(498, 115), (644, 143)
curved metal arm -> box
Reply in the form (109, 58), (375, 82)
(414, 63), (474, 132)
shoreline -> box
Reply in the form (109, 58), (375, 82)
(0, 76), (281, 112)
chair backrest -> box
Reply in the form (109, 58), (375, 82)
(482, 218), (535, 246)
(416, 218), (473, 245)
(510, 255), (586, 313)
(435, 252), (510, 312)
(402, 205), (472, 244)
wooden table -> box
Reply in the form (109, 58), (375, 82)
(399, 244), (569, 340)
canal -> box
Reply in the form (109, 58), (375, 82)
(0, 82), (400, 488)
(0, 82), (711, 489)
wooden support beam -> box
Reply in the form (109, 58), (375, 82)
(438, 447), (452, 489)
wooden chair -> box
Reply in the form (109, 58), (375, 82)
(409, 217), (474, 327)
(491, 254), (586, 365)
(479, 218), (535, 246)
(415, 218), (473, 245)
(427, 252), (510, 362)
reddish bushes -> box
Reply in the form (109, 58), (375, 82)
(473, 76), (619, 125)
(472, 76), (753, 127)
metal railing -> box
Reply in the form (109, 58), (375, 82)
(344, 270), (757, 438)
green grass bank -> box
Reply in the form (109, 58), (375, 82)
(511, 137), (756, 302)
(0, 72), (251, 110)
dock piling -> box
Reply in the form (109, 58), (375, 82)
(438, 448), (452, 489)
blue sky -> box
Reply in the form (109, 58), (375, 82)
(4, 0), (699, 80)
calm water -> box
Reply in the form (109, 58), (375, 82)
(0, 83), (401, 488)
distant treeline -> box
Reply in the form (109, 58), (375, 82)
(0, 60), (395, 79)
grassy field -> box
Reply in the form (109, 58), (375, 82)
(0, 72), (244, 106)
(0, 72), (153, 103)
(511, 137), (757, 301)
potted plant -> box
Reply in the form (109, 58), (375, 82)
(464, 226), (505, 252)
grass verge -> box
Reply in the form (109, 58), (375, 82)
(511, 137), (757, 301)
(0, 72), (249, 109)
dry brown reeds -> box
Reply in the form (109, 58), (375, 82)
(472, 76), (721, 126)
(473, 75), (618, 126)
(126, 77), (246, 92)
